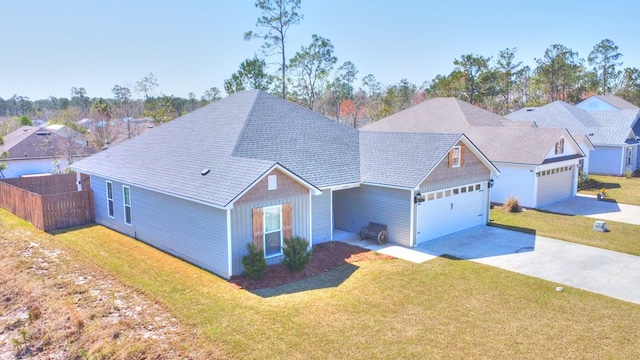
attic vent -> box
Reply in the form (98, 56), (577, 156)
(36, 131), (51, 136)
(588, 133), (594, 136)
(201, 169), (211, 176)
(526, 108), (535, 112)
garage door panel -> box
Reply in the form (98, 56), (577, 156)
(416, 183), (486, 244)
(537, 166), (573, 207)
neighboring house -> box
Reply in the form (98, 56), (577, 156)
(507, 99), (640, 176)
(575, 94), (640, 111)
(71, 90), (498, 279)
(463, 128), (584, 208)
(361, 97), (585, 208)
(0, 126), (96, 178)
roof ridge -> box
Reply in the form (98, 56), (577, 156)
(230, 90), (263, 158)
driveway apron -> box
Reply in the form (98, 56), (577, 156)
(416, 226), (640, 305)
(541, 194), (640, 225)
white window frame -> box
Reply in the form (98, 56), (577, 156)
(555, 138), (565, 155)
(106, 181), (115, 219)
(627, 147), (633, 166)
(451, 146), (461, 168)
(123, 185), (132, 226)
(263, 205), (283, 258)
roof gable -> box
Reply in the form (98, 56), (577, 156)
(359, 132), (497, 189)
(464, 127), (581, 165)
(577, 95), (639, 110)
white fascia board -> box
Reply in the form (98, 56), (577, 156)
(325, 182), (361, 191)
(226, 163), (321, 209)
(416, 134), (500, 189)
(361, 182), (413, 191)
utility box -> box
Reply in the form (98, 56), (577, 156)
(593, 221), (609, 232)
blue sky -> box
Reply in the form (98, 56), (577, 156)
(2, 0), (639, 100)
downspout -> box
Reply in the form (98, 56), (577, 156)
(226, 209), (232, 278)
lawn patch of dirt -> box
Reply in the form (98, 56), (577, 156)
(0, 217), (222, 359)
(230, 241), (394, 290)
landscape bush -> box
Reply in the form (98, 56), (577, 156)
(503, 196), (520, 213)
(241, 243), (267, 280)
(282, 236), (312, 272)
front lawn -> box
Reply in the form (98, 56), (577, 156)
(490, 208), (640, 256)
(44, 215), (640, 358)
(580, 174), (640, 206)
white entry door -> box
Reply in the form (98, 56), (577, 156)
(416, 183), (486, 244)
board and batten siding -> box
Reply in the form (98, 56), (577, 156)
(91, 175), (230, 278)
(312, 189), (332, 244)
(230, 169), (311, 276)
(420, 144), (491, 193)
(333, 185), (411, 247)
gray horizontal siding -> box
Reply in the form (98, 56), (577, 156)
(230, 194), (310, 276)
(312, 190), (332, 244)
(91, 175), (229, 278)
(333, 185), (411, 247)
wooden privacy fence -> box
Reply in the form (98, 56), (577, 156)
(0, 173), (94, 231)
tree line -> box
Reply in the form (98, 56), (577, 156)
(3, 0), (640, 136)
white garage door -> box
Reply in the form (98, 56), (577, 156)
(416, 182), (487, 244)
(537, 165), (574, 207)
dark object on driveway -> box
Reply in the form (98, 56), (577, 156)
(360, 222), (388, 244)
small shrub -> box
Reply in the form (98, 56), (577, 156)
(282, 236), (312, 272)
(241, 243), (266, 280)
(623, 168), (634, 179)
(503, 196), (520, 213)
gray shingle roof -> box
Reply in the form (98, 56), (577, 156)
(1, 126), (96, 160)
(233, 91), (360, 188)
(72, 90), (359, 208)
(359, 132), (462, 188)
(588, 95), (639, 110)
(463, 127), (568, 165)
(505, 101), (639, 145)
(362, 97), (570, 165)
(361, 97), (505, 133)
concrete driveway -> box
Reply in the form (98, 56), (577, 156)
(379, 226), (640, 305)
(541, 194), (640, 225)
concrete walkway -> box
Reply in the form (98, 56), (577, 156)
(338, 226), (640, 305)
(541, 194), (640, 225)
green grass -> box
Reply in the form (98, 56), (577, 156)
(490, 208), (640, 256)
(580, 174), (640, 206)
(44, 217), (640, 358)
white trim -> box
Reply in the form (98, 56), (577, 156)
(362, 182), (414, 191)
(308, 191), (313, 248)
(409, 190), (415, 247)
(451, 146), (461, 168)
(326, 182), (360, 191)
(228, 164), (322, 208)
(263, 204), (283, 258)
(106, 181), (115, 219)
(122, 185), (132, 226)
(329, 189), (334, 241)
(416, 135), (500, 190)
(76, 172), (82, 191)
(226, 209), (232, 277)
